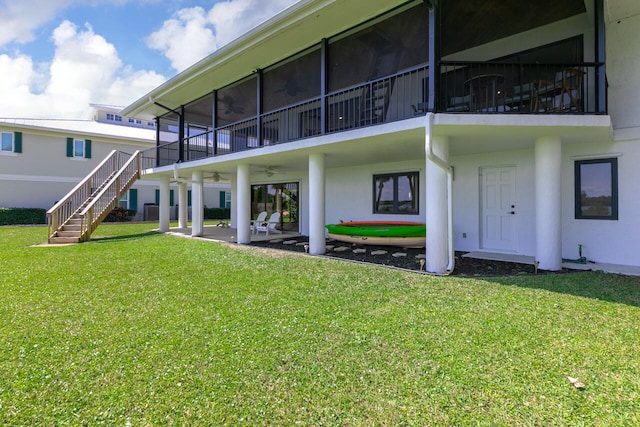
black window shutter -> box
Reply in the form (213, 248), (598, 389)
(129, 189), (138, 211)
(13, 132), (22, 153)
(85, 139), (92, 159)
(66, 138), (73, 157)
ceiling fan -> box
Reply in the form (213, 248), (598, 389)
(274, 80), (306, 97)
(220, 94), (244, 115)
(256, 166), (283, 177)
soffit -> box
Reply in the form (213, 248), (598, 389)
(605, 0), (640, 22)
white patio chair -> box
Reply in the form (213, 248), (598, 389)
(250, 211), (267, 234)
(255, 212), (281, 236)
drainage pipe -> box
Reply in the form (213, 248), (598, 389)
(173, 163), (194, 184)
(425, 112), (455, 274)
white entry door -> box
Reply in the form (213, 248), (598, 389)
(480, 166), (516, 252)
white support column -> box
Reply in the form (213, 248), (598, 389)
(309, 153), (326, 255)
(178, 182), (188, 229)
(236, 164), (251, 244)
(426, 134), (450, 274)
(159, 175), (171, 233)
(535, 136), (562, 271)
(230, 175), (237, 229)
(191, 170), (204, 237)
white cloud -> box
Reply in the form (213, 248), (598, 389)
(0, 0), (74, 46)
(146, 7), (216, 72)
(147, 0), (299, 72)
(0, 20), (165, 119)
(0, 0), (300, 119)
(207, 0), (297, 46)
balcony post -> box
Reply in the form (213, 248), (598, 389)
(320, 38), (327, 134)
(212, 90), (218, 156)
(428, 0), (440, 111)
(594, 0), (606, 114)
(256, 69), (263, 146)
(178, 105), (185, 162)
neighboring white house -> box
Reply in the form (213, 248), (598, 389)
(0, 105), (231, 221)
(119, 0), (640, 274)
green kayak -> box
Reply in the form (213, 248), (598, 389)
(325, 221), (426, 237)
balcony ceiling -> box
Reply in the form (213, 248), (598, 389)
(605, 0), (640, 22)
(442, 0), (586, 56)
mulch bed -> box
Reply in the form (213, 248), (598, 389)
(250, 236), (566, 276)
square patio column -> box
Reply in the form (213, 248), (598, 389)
(236, 164), (251, 244)
(191, 170), (204, 237)
(178, 182), (188, 229)
(535, 136), (562, 270)
(159, 175), (170, 232)
(309, 153), (326, 255)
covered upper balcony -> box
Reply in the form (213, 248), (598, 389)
(128, 0), (605, 169)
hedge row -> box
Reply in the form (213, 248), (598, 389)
(0, 208), (47, 225)
(204, 208), (231, 220)
(0, 206), (231, 225)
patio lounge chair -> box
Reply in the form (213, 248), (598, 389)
(250, 211), (267, 234)
(255, 212), (281, 235)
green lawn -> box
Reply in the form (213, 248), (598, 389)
(1, 223), (639, 426)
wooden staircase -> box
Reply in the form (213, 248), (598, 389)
(361, 78), (394, 125)
(47, 150), (142, 244)
(360, 50), (397, 126)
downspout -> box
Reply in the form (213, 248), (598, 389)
(425, 112), (455, 274)
(173, 163), (195, 184)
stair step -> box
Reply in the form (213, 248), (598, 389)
(61, 225), (82, 232)
(56, 230), (82, 238)
(49, 236), (81, 244)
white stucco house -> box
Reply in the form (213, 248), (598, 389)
(111, 0), (637, 274)
(0, 105), (230, 222)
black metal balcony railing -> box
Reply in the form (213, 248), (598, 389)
(439, 61), (601, 114)
(142, 61), (603, 168)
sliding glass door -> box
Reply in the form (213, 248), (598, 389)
(251, 182), (299, 232)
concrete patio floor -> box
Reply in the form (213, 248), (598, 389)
(162, 226), (640, 277)
(164, 224), (301, 244)
(463, 251), (640, 277)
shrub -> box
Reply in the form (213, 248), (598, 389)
(0, 208), (47, 225)
(104, 207), (136, 222)
(204, 208), (230, 220)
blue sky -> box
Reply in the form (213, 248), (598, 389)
(0, 0), (298, 118)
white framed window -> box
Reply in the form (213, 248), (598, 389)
(575, 158), (618, 220)
(1, 132), (13, 152)
(373, 171), (419, 214)
(106, 113), (115, 121)
(66, 137), (91, 159)
(73, 139), (85, 158)
(1, 131), (21, 154)
(119, 192), (129, 209)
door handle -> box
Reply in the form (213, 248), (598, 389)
(509, 211), (515, 215)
